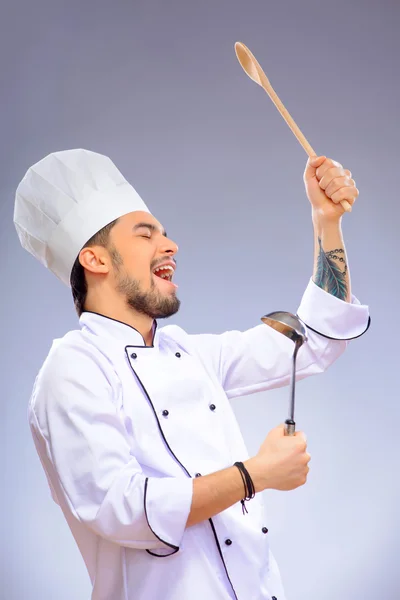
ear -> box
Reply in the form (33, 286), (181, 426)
(79, 246), (110, 275)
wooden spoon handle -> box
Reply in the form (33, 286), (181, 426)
(258, 69), (316, 157)
(254, 56), (352, 212)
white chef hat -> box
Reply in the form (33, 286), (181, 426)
(14, 148), (150, 287)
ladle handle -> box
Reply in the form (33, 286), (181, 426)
(285, 419), (296, 436)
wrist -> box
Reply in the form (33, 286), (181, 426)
(243, 456), (267, 493)
(312, 209), (343, 234)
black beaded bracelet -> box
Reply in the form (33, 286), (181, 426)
(234, 461), (255, 514)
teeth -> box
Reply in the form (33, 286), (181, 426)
(153, 264), (174, 281)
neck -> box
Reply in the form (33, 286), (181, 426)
(85, 294), (155, 346)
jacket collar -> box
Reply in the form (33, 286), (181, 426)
(79, 311), (158, 348)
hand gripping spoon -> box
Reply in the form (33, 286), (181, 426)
(235, 41), (352, 213)
(261, 311), (307, 435)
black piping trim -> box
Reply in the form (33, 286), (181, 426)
(146, 549), (177, 557)
(82, 310), (158, 347)
(125, 347), (191, 478)
(125, 346), (237, 583)
(208, 519), (239, 600)
(143, 478), (179, 557)
(297, 315), (371, 341)
(127, 354), (191, 558)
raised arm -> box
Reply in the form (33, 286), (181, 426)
(305, 155), (360, 303)
(174, 156), (369, 398)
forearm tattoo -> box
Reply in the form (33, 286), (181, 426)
(314, 237), (348, 300)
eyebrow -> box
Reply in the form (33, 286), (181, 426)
(133, 222), (167, 237)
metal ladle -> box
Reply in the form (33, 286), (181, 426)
(261, 311), (307, 435)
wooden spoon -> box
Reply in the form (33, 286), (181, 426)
(234, 42), (352, 213)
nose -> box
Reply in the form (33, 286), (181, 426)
(159, 235), (178, 256)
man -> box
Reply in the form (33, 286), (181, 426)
(14, 148), (370, 600)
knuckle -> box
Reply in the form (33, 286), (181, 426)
(330, 192), (339, 203)
(326, 167), (339, 182)
(326, 158), (341, 169)
(297, 440), (307, 453)
(325, 167), (335, 179)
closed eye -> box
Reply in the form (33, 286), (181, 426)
(133, 222), (167, 238)
(135, 227), (153, 239)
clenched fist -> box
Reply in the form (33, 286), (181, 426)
(246, 424), (311, 492)
(304, 156), (359, 222)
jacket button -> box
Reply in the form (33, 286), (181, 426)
(225, 539), (232, 546)
(209, 404), (216, 411)
(262, 527), (268, 534)
(195, 473), (202, 478)
(175, 352), (181, 358)
(162, 410), (169, 417)
(130, 352), (137, 359)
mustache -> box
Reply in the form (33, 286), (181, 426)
(150, 258), (177, 270)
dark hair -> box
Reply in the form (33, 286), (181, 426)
(70, 219), (118, 316)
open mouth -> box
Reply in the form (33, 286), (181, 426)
(152, 265), (175, 283)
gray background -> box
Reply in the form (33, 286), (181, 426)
(1, 0), (399, 598)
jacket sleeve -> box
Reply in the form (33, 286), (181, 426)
(188, 279), (370, 399)
(29, 339), (193, 555)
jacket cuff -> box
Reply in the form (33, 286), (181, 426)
(297, 278), (371, 341)
(144, 477), (193, 556)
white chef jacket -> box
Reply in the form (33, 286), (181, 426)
(29, 279), (370, 600)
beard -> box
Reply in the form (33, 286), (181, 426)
(111, 248), (180, 319)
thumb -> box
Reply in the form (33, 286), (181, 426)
(270, 423), (286, 437)
(304, 155), (326, 182)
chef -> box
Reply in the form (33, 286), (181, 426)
(14, 148), (370, 600)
